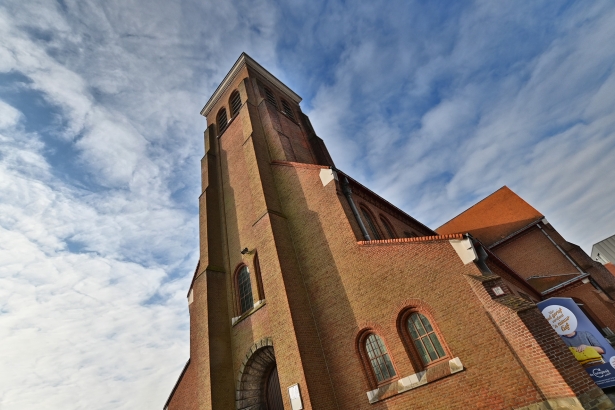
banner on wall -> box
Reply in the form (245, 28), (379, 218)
(537, 297), (615, 389)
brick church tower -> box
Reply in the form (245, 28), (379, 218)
(164, 54), (614, 410)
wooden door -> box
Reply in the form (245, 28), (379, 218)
(266, 365), (284, 410)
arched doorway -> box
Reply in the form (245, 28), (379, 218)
(236, 338), (284, 410)
(265, 365), (284, 410)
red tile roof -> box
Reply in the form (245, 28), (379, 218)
(436, 186), (543, 247)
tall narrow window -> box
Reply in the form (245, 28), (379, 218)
(281, 99), (296, 120)
(361, 207), (381, 240)
(407, 313), (446, 365)
(237, 266), (254, 314)
(365, 334), (396, 383)
(217, 108), (228, 134)
(380, 216), (396, 239)
(264, 87), (277, 108)
(230, 91), (242, 117)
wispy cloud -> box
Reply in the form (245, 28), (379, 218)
(1, 0), (615, 409)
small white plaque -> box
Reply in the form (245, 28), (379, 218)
(288, 384), (303, 410)
(492, 286), (504, 296)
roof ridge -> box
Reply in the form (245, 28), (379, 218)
(357, 233), (464, 246)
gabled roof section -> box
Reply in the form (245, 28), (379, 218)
(436, 186), (543, 247)
(201, 52), (302, 117)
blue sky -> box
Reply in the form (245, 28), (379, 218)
(1, 1), (615, 408)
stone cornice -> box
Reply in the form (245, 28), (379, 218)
(201, 52), (302, 117)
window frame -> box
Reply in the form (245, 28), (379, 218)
(399, 309), (450, 370)
(234, 264), (254, 315)
(357, 330), (398, 388)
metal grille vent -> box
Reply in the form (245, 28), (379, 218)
(230, 91), (242, 117)
(217, 108), (228, 134)
(264, 87), (277, 107)
(281, 99), (295, 120)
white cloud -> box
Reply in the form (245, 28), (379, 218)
(2, 0), (615, 409)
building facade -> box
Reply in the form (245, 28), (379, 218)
(164, 53), (614, 410)
(438, 186), (615, 343)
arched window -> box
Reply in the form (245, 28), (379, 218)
(364, 334), (396, 383)
(236, 266), (254, 314)
(406, 312), (446, 366)
(264, 87), (277, 108)
(281, 99), (296, 120)
(380, 215), (396, 239)
(230, 91), (242, 117)
(217, 108), (228, 134)
(360, 207), (381, 240)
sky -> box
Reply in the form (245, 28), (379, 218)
(1, 0), (615, 408)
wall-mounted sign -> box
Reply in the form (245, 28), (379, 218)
(288, 383), (303, 410)
(538, 297), (615, 388)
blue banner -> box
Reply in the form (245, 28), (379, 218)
(537, 297), (615, 388)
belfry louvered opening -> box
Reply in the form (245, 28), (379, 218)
(217, 108), (228, 134)
(230, 91), (242, 117)
(281, 99), (295, 120)
(264, 87), (277, 107)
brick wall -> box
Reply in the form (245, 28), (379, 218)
(493, 226), (578, 279)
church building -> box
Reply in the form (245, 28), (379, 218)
(164, 53), (614, 409)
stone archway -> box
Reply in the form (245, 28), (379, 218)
(236, 338), (282, 410)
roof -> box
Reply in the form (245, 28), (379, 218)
(526, 273), (582, 293)
(200, 52), (302, 117)
(436, 186), (543, 247)
(605, 263), (615, 277)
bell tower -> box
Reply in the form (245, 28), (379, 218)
(189, 53), (339, 409)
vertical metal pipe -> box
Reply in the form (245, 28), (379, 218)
(341, 176), (371, 241)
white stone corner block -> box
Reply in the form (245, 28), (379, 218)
(541, 218), (549, 225)
(188, 289), (194, 305)
(449, 238), (477, 265)
(288, 384), (303, 410)
(449, 357), (463, 374)
(319, 168), (337, 187)
(366, 389), (378, 404)
(231, 316), (240, 325)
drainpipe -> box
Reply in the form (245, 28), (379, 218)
(340, 175), (371, 241)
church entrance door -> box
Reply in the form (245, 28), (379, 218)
(265, 365), (284, 410)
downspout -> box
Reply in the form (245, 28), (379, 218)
(340, 175), (371, 241)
